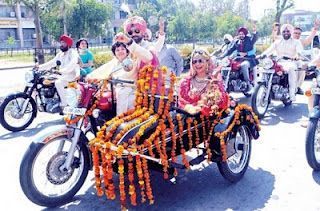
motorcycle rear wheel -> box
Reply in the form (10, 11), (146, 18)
(305, 118), (320, 171)
(217, 125), (251, 183)
(19, 136), (90, 207)
(0, 93), (36, 132)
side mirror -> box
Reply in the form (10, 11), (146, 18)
(122, 57), (133, 72)
(56, 60), (61, 66)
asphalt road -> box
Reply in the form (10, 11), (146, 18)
(0, 70), (319, 210)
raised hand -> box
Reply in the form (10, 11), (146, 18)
(159, 17), (165, 35)
(114, 32), (130, 44)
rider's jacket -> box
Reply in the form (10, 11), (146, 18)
(39, 49), (80, 81)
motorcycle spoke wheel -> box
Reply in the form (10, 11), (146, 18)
(3, 97), (33, 128)
(226, 126), (250, 174)
(255, 85), (268, 114)
(313, 121), (320, 163)
(31, 138), (85, 198)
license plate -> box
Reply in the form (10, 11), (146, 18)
(63, 107), (86, 115)
(311, 88), (320, 95)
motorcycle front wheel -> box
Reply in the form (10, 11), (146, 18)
(251, 83), (270, 119)
(305, 118), (320, 171)
(0, 93), (37, 132)
(19, 136), (90, 207)
(217, 125), (251, 183)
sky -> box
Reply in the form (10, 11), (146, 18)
(192, 0), (319, 20)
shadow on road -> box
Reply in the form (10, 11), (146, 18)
(42, 165), (275, 211)
(260, 102), (308, 126)
(0, 118), (64, 140)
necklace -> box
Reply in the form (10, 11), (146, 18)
(190, 77), (209, 96)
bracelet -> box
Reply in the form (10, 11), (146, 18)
(126, 39), (133, 46)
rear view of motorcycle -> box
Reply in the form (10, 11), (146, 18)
(0, 61), (62, 132)
(305, 66), (320, 170)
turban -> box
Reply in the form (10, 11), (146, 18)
(60, 35), (73, 47)
(237, 27), (248, 36)
(123, 16), (147, 34)
(223, 34), (233, 42)
(280, 24), (294, 34)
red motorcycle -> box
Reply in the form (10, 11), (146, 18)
(19, 75), (134, 207)
(219, 56), (256, 96)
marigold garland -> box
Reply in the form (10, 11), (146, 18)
(88, 64), (260, 210)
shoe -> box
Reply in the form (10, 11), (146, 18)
(296, 87), (304, 95)
(300, 119), (309, 128)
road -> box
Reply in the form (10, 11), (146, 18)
(0, 69), (320, 210)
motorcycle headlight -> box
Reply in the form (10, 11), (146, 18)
(261, 58), (274, 69)
(25, 70), (34, 82)
(65, 88), (81, 107)
(219, 58), (230, 67)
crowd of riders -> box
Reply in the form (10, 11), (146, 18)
(38, 15), (320, 118)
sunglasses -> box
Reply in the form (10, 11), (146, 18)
(282, 30), (290, 33)
(128, 29), (140, 36)
(192, 59), (206, 64)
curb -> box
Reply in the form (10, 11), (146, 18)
(0, 65), (33, 71)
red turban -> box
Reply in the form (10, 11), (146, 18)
(237, 27), (248, 36)
(59, 35), (73, 47)
(123, 16), (147, 34)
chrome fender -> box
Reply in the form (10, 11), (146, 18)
(31, 125), (73, 144)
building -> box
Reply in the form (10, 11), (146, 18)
(0, 0), (35, 48)
(281, 10), (320, 32)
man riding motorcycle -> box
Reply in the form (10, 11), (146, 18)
(211, 34), (234, 57)
(220, 27), (258, 92)
(38, 35), (80, 110)
(260, 24), (304, 102)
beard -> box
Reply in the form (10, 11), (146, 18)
(132, 36), (143, 44)
(60, 46), (69, 52)
(283, 34), (291, 40)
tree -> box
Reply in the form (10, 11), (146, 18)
(235, 0), (250, 20)
(215, 11), (247, 38)
(257, 9), (276, 38)
(275, 0), (294, 23)
(198, 0), (236, 16)
(5, 0), (55, 63)
(68, 0), (112, 39)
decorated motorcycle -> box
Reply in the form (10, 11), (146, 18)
(305, 65), (320, 170)
(219, 56), (255, 96)
(0, 60), (63, 132)
(19, 65), (261, 210)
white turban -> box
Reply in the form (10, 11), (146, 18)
(280, 24), (294, 34)
(223, 34), (233, 42)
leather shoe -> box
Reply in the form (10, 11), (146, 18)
(296, 87), (304, 95)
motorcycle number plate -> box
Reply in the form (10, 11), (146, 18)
(311, 88), (320, 95)
(63, 107), (86, 116)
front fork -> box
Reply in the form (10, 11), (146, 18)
(263, 73), (274, 102)
(59, 118), (84, 171)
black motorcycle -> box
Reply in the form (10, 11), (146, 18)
(0, 61), (62, 132)
(305, 66), (320, 170)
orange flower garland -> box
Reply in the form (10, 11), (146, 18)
(88, 63), (260, 210)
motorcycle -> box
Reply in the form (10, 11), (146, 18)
(305, 65), (320, 170)
(0, 61), (62, 132)
(19, 65), (261, 208)
(219, 56), (256, 96)
(251, 56), (304, 118)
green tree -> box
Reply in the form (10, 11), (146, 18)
(5, 0), (56, 63)
(275, 0), (294, 23)
(198, 0), (236, 16)
(257, 10), (276, 38)
(215, 11), (246, 38)
(68, 0), (112, 39)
